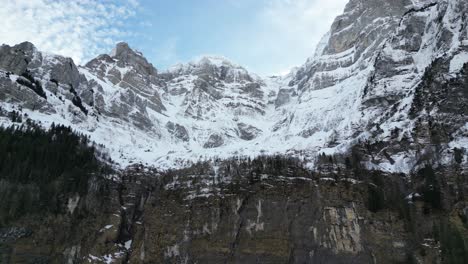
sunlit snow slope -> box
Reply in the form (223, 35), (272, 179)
(0, 0), (467, 171)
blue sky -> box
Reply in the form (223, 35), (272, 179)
(122, 1), (267, 69)
(1, 0), (348, 75)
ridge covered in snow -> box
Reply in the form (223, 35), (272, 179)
(0, 0), (466, 172)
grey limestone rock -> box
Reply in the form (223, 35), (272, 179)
(203, 134), (224, 148)
(166, 121), (190, 142)
(237, 123), (262, 141)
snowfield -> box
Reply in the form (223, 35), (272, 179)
(0, 0), (467, 173)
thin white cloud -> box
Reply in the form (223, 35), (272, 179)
(0, 0), (349, 75)
(233, 0), (349, 75)
(0, 0), (138, 65)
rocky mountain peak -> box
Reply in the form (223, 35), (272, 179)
(194, 55), (239, 68)
(81, 42), (167, 118)
(12, 41), (38, 55)
(0, 42), (41, 75)
(86, 42), (157, 77)
(0, 41), (82, 90)
(110, 42), (142, 60)
(111, 42), (157, 76)
(166, 55), (257, 83)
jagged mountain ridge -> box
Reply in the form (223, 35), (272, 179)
(1, 0), (468, 263)
(0, 0), (467, 172)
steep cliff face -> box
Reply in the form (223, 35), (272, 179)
(273, 0), (468, 173)
(2, 156), (466, 263)
(291, 0), (412, 91)
(122, 157), (467, 264)
(0, 41), (92, 118)
(129, 171), (406, 263)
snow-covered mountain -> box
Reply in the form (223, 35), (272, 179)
(0, 0), (467, 171)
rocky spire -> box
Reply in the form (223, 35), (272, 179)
(109, 42), (157, 76)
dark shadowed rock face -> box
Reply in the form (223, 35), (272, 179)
(166, 121), (190, 142)
(0, 42), (82, 89)
(237, 122), (262, 140)
(203, 134), (224, 148)
(2, 157), (465, 263)
(275, 88), (293, 108)
(0, 42), (33, 75)
(0, 1), (467, 169)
